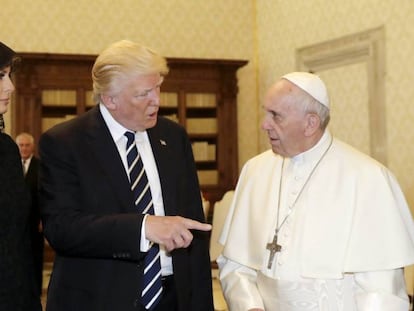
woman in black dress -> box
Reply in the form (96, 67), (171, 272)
(0, 41), (42, 310)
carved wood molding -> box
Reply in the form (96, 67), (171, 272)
(296, 26), (387, 164)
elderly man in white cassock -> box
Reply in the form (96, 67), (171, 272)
(217, 72), (414, 311)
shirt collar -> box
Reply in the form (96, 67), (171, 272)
(291, 130), (332, 166)
(99, 103), (149, 143)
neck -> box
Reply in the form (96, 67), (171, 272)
(306, 128), (324, 147)
(291, 130), (325, 157)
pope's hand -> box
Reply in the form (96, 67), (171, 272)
(145, 215), (212, 252)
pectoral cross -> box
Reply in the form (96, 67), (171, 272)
(266, 233), (281, 269)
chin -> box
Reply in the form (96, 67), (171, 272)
(272, 149), (281, 155)
(271, 146), (279, 153)
(146, 119), (157, 129)
(271, 146), (285, 157)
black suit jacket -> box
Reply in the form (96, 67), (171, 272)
(25, 156), (42, 238)
(25, 156), (39, 205)
(39, 106), (213, 311)
(24, 156), (44, 295)
(0, 133), (42, 311)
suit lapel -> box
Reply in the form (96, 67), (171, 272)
(147, 124), (176, 216)
(85, 109), (178, 214)
(25, 157), (37, 181)
(85, 107), (135, 212)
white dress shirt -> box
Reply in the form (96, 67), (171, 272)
(22, 155), (32, 176)
(99, 103), (173, 276)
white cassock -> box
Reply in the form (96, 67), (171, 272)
(218, 131), (414, 311)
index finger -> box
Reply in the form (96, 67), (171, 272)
(184, 219), (212, 231)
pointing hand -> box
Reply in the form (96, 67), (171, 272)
(145, 216), (212, 252)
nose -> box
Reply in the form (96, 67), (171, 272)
(261, 115), (273, 130)
(149, 88), (161, 106)
(4, 75), (15, 93)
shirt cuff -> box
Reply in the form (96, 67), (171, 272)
(140, 214), (152, 252)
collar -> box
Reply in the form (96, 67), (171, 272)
(291, 130), (332, 167)
(99, 103), (149, 143)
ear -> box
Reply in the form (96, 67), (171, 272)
(304, 113), (321, 136)
(101, 94), (117, 111)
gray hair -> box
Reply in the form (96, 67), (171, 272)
(294, 86), (330, 130)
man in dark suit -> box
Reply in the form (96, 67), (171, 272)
(16, 132), (44, 298)
(39, 40), (214, 311)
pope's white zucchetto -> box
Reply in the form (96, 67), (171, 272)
(282, 72), (330, 109)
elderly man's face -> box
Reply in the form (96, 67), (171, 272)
(106, 73), (164, 132)
(16, 135), (35, 160)
(261, 80), (309, 157)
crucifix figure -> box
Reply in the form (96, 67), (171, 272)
(266, 233), (282, 269)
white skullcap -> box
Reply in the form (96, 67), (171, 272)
(282, 72), (329, 109)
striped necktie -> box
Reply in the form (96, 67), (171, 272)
(124, 131), (163, 310)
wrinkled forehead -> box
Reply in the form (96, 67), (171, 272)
(265, 79), (298, 105)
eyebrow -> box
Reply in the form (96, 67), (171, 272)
(138, 78), (164, 93)
(0, 67), (12, 75)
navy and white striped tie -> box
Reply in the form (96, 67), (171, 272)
(124, 131), (163, 310)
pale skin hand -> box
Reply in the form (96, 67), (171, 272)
(145, 215), (212, 252)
